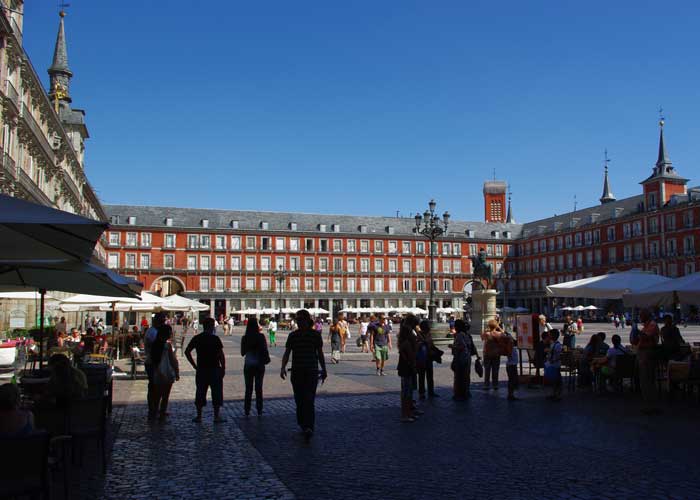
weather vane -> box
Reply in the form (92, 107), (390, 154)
(659, 106), (665, 127)
(604, 149), (610, 170)
(59, 1), (70, 16)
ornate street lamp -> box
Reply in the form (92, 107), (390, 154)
(273, 266), (288, 322)
(414, 200), (450, 321)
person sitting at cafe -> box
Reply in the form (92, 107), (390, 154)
(579, 334), (601, 388)
(592, 334), (629, 391)
(660, 315), (686, 361)
(45, 354), (88, 407)
(0, 384), (34, 437)
(69, 328), (81, 343)
(56, 331), (66, 348)
(596, 332), (610, 356)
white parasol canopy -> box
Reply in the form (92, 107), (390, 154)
(160, 294), (210, 312)
(546, 271), (672, 300)
(623, 272), (700, 308)
(58, 291), (165, 312)
(584, 305), (599, 310)
(0, 291), (57, 301)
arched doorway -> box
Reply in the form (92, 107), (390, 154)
(151, 276), (186, 297)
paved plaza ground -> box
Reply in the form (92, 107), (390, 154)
(75, 324), (700, 500)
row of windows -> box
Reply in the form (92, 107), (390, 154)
(197, 276), (454, 294)
(107, 232), (506, 257)
(516, 236), (696, 274)
(106, 253), (469, 274)
(521, 210), (698, 255)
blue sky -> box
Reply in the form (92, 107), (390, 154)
(22, 1), (700, 223)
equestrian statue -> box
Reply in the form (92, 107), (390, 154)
(469, 248), (493, 290)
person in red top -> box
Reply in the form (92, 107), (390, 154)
(632, 309), (661, 415)
(140, 316), (149, 334)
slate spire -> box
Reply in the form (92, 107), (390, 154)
(48, 10), (72, 105)
(505, 186), (515, 223)
(600, 150), (615, 204)
(655, 117), (672, 174)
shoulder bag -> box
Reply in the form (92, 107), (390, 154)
(155, 345), (176, 385)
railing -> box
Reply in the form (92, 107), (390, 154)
(62, 170), (81, 201)
(21, 104), (54, 161)
(2, 152), (16, 179)
(4, 80), (19, 113)
(10, 16), (21, 43)
(18, 168), (52, 206)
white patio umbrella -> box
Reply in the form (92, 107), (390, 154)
(160, 295), (210, 312)
(0, 291), (57, 301)
(308, 307), (330, 315)
(281, 307), (300, 314)
(584, 305), (599, 310)
(623, 272), (700, 308)
(573, 305), (586, 311)
(0, 194), (108, 262)
(58, 291), (165, 312)
(546, 270), (672, 300)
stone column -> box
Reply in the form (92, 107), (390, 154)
(328, 298), (334, 317)
(470, 289), (498, 337)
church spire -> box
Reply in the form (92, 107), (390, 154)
(48, 9), (72, 107)
(600, 149), (615, 204)
(505, 185), (515, 223)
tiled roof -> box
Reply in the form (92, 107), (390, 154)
(103, 204), (524, 241)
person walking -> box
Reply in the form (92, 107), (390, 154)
(359, 317), (370, 353)
(451, 319), (476, 401)
(185, 317), (226, 423)
(241, 318), (270, 417)
(150, 325), (179, 421)
(268, 317), (278, 347)
(562, 315), (577, 348)
(143, 313), (164, 420)
(329, 318), (342, 364)
(398, 314), (420, 422)
(632, 309), (661, 415)
(417, 319), (438, 399)
(505, 333), (519, 401)
(338, 314), (349, 353)
(280, 309), (327, 440)
(481, 319), (504, 390)
(369, 315), (392, 376)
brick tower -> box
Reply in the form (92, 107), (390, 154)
(483, 181), (507, 222)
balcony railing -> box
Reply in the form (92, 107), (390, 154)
(10, 16), (21, 43)
(62, 170), (81, 201)
(4, 80), (19, 114)
(21, 104), (54, 161)
(18, 168), (52, 206)
(2, 152), (16, 179)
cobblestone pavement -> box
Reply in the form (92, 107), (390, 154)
(87, 329), (700, 500)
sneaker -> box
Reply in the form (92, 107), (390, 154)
(413, 409), (425, 416)
(376, 369), (381, 376)
(400, 417), (416, 423)
(380, 370), (385, 376)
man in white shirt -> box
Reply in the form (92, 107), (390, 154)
(268, 319), (278, 346)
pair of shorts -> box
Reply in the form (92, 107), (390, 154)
(374, 345), (389, 361)
(360, 334), (368, 343)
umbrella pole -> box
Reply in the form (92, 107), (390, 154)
(39, 289), (46, 371)
(112, 302), (118, 360)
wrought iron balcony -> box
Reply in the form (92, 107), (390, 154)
(62, 170), (81, 201)
(18, 168), (52, 206)
(21, 103), (54, 161)
(4, 80), (20, 115)
(2, 152), (16, 179)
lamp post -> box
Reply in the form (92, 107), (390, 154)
(273, 266), (287, 323)
(414, 199), (450, 321)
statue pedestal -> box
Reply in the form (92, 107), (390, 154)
(470, 289), (498, 337)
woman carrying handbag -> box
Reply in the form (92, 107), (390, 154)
(241, 318), (271, 417)
(150, 325), (180, 421)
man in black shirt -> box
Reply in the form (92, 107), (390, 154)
(185, 317), (226, 423)
(280, 309), (327, 440)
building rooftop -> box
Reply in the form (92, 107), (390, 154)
(104, 204), (523, 241)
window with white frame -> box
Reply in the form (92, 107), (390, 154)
(454, 260), (461, 273)
(666, 214), (676, 231)
(374, 240), (383, 253)
(290, 257), (299, 271)
(305, 258), (314, 271)
(290, 278), (299, 292)
(576, 253), (583, 267)
(246, 278), (256, 290)
(374, 259), (383, 272)
(261, 278), (271, 291)
(276, 256), (286, 270)
(200, 255), (210, 270)
(333, 258), (342, 271)
(319, 279), (328, 292)
(187, 255), (197, 270)
(231, 236), (241, 249)
(109, 232), (121, 246)
(126, 253), (136, 269)
(389, 279), (398, 292)
(107, 253), (119, 269)
(164, 254), (174, 269)
(623, 224), (631, 239)
(416, 279), (425, 292)
(305, 278), (313, 292)
(333, 239), (342, 252)
(495, 245), (503, 257)
(126, 232), (137, 247)
(416, 259), (425, 273)
(319, 239), (329, 252)
(261, 257), (271, 271)
(347, 259), (356, 272)
(164, 233), (176, 248)
(319, 258), (328, 272)
(215, 235), (226, 250)
(185, 234), (198, 249)
(347, 279), (356, 293)
(230, 278), (240, 292)
(666, 238), (677, 256)
(402, 260), (411, 273)
(389, 259), (397, 273)
(374, 278), (384, 292)
(443, 280), (452, 292)
(246, 236), (256, 250)
(305, 238), (314, 252)
(453, 243), (461, 255)
(442, 243), (450, 255)
(607, 227), (615, 241)
(200, 235), (211, 248)
(261, 237), (270, 250)
(360, 259), (369, 272)
(290, 238), (299, 251)
(347, 240), (356, 252)
(215, 277), (225, 292)
(442, 260), (451, 273)
(402, 241), (411, 254)
(334, 279), (342, 292)
(684, 235), (695, 254)
(246, 256), (255, 270)
(608, 247), (616, 264)
(360, 279), (370, 292)
(388, 241), (398, 254)
(231, 256), (241, 270)
(360, 240), (369, 253)
(200, 277), (210, 292)
(275, 237), (285, 251)
(216, 256), (226, 270)
(623, 245), (632, 262)
(402, 279), (411, 292)
(632, 221), (642, 237)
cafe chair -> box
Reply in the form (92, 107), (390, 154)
(67, 397), (108, 474)
(0, 431), (51, 499)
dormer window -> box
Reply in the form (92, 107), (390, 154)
(165, 217), (173, 227)
(386, 226), (394, 235)
(260, 221), (269, 230)
(503, 231), (511, 239)
(127, 216), (136, 225)
(110, 215), (120, 225)
(359, 225), (368, 233)
(230, 220), (239, 229)
(201, 219), (209, 228)
(491, 230), (500, 238)
(332, 224), (340, 232)
(289, 222), (297, 231)
(318, 224), (327, 232)
(465, 229), (475, 238)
